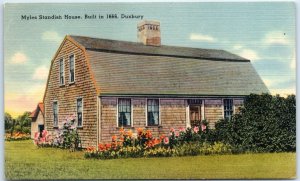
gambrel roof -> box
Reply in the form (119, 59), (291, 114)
(69, 35), (269, 96)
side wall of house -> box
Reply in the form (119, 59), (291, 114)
(100, 98), (186, 142)
(30, 112), (44, 138)
(204, 99), (223, 128)
(44, 39), (98, 147)
(100, 97), (243, 143)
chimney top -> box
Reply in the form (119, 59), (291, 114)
(137, 20), (161, 46)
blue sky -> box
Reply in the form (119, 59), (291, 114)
(4, 2), (295, 117)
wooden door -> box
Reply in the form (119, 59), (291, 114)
(190, 106), (201, 127)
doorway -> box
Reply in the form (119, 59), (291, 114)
(190, 105), (201, 127)
(38, 124), (44, 137)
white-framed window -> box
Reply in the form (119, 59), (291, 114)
(77, 98), (83, 127)
(69, 54), (75, 83)
(224, 99), (233, 119)
(59, 59), (64, 85)
(53, 101), (58, 127)
(147, 99), (159, 126)
(118, 98), (131, 127)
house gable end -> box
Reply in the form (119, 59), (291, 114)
(43, 35), (100, 103)
(43, 36), (99, 147)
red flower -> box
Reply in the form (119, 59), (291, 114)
(146, 130), (152, 139)
(119, 127), (125, 135)
(201, 124), (207, 132)
(154, 138), (161, 145)
(137, 128), (143, 135)
(193, 126), (199, 133)
(112, 135), (117, 142)
(170, 128), (175, 133)
(159, 134), (165, 141)
(105, 143), (111, 149)
(163, 137), (169, 145)
(87, 146), (96, 152)
(34, 132), (39, 139)
(179, 127), (185, 132)
(126, 130), (133, 138)
(98, 143), (106, 151)
(42, 130), (48, 138)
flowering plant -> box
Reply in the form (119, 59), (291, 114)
(53, 115), (81, 151)
(5, 132), (31, 141)
(84, 124), (216, 159)
(34, 130), (53, 147)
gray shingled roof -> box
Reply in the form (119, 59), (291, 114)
(70, 35), (249, 62)
(70, 35), (269, 96)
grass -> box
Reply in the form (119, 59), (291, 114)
(5, 140), (296, 180)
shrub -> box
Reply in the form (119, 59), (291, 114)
(118, 146), (144, 158)
(53, 116), (81, 151)
(199, 142), (232, 155)
(215, 93), (296, 153)
(174, 142), (201, 156)
(34, 130), (53, 147)
(33, 115), (81, 151)
(5, 132), (31, 141)
(84, 127), (233, 159)
(22, 127), (31, 134)
(144, 147), (176, 157)
(14, 125), (22, 133)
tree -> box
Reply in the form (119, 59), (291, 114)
(16, 111), (31, 128)
(5, 112), (13, 130)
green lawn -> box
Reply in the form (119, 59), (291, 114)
(5, 140), (296, 180)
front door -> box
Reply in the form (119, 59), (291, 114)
(38, 125), (44, 137)
(190, 105), (201, 127)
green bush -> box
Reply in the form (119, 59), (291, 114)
(118, 146), (144, 158)
(52, 119), (81, 151)
(174, 142), (201, 156)
(215, 93), (296, 153)
(199, 142), (232, 155)
(144, 147), (176, 157)
(14, 125), (22, 132)
(22, 127), (31, 134)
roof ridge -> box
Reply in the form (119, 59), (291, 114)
(69, 35), (249, 62)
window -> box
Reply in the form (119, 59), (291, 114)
(77, 98), (83, 127)
(53, 101), (58, 127)
(224, 99), (233, 119)
(147, 99), (159, 126)
(118, 98), (131, 127)
(59, 59), (64, 85)
(69, 54), (75, 83)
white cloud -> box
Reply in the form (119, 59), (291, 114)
(189, 33), (217, 42)
(32, 66), (49, 80)
(10, 52), (28, 64)
(290, 51), (296, 69)
(263, 31), (290, 45)
(237, 49), (260, 61)
(233, 44), (243, 50)
(42, 31), (62, 42)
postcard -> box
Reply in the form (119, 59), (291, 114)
(4, 2), (296, 180)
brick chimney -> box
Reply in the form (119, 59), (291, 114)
(137, 20), (161, 46)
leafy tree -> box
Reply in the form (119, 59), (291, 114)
(16, 111), (31, 128)
(215, 93), (296, 152)
(5, 112), (14, 130)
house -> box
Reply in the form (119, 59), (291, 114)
(29, 102), (45, 138)
(42, 20), (268, 147)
